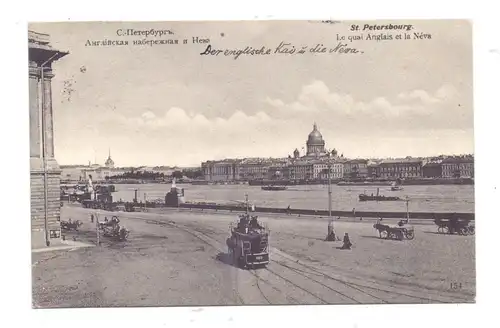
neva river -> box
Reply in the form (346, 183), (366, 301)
(112, 183), (475, 213)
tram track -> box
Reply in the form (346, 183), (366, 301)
(105, 212), (471, 304)
(251, 269), (272, 304)
(280, 254), (473, 303)
(181, 221), (470, 304)
(171, 221), (385, 304)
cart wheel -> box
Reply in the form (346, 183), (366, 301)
(438, 226), (445, 234)
(405, 230), (415, 240)
(380, 231), (388, 239)
(468, 226), (475, 236)
(441, 226), (450, 234)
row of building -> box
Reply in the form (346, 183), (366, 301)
(61, 124), (474, 183)
(201, 123), (474, 182)
(201, 156), (474, 182)
(59, 150), (194, 182)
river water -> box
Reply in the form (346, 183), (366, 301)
(112, 183), (475, 213)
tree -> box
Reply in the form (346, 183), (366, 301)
(172, 171), (183, 179)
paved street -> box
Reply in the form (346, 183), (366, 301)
(32, 206), (475, 307)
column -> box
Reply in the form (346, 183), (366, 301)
(43, 71), (55, 158)
(29, 64), (41, 158)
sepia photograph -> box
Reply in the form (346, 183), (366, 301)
(29, 19), (475, 308)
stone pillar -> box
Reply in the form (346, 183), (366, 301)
(29, 63), (41, 158)
(29, 30), (68, 249)
(43, 72), (55, 158)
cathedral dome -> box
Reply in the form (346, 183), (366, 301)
(307, 123), (324, 145)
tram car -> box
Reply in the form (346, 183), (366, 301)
(226, 214), (270, 269)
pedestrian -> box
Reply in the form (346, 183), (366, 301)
(90, 214), (94, 223)
(341, 233), (352, 250)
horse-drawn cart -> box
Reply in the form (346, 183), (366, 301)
(60, 219), (83, 231)
(99, 216), (130, 241)
(373, 222), (415, 241)
(434, 218), (474, 235)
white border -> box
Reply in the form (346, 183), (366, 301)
(2, 1), (498, 327)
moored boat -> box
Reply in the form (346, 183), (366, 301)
(261, 185), (287, 191)
(359, 194), (401, 201)
(390, 179), (404, 191)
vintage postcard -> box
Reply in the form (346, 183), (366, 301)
(29, 20), (474, 308)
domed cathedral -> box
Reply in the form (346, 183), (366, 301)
(105, 148), (115, 168)
(306, 123), (327, 157)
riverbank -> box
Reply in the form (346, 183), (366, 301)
(249, 178), (474, 186)
(62, 178), (474, 186)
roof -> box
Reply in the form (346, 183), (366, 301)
(346, 159), (369, 164)
(442, 157), (474, 164)
(379, 159), (423, 164)
(423, 162), (442, 167)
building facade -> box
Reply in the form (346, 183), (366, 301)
(201, 160), (240, 181)
(316, 162), (344, 180)
(367, 163), (379, 178)
(441, 157), (474, 178)
(289, 161), (314, 180)
(375, 159), (423, 179)
(29, 31), (68, 248)
(343, 159), (369, 179)
(422, 162), (443, 178)
(237, 158), (273, 181)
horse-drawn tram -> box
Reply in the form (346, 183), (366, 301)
(226, 195), (270, 269)
(434, 217), (475, 235)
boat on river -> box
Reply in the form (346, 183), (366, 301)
(390, 179), (404, 191)
(261, 185), (287, 191)
(359, 188), (401, 202)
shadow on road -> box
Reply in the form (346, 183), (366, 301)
(359, 235), (381, 239)
(215, 252), (232, 265)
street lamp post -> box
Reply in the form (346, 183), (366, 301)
(328, 164), (332, 218)
(245, 193), (249, 214)
(405, 196), (410, 223)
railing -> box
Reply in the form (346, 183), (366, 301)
(82, 199), (475, 220)
(171, 202), (474, 220)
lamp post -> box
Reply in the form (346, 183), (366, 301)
(405, 196), (410, 223)
(328, 164), (332, 218)
(245, 193), (249, 214)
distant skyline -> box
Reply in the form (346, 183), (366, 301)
(30, 20), (474, 167)
(62, 151), (474, 168)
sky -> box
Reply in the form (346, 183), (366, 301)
(29, 20), (474, 167)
